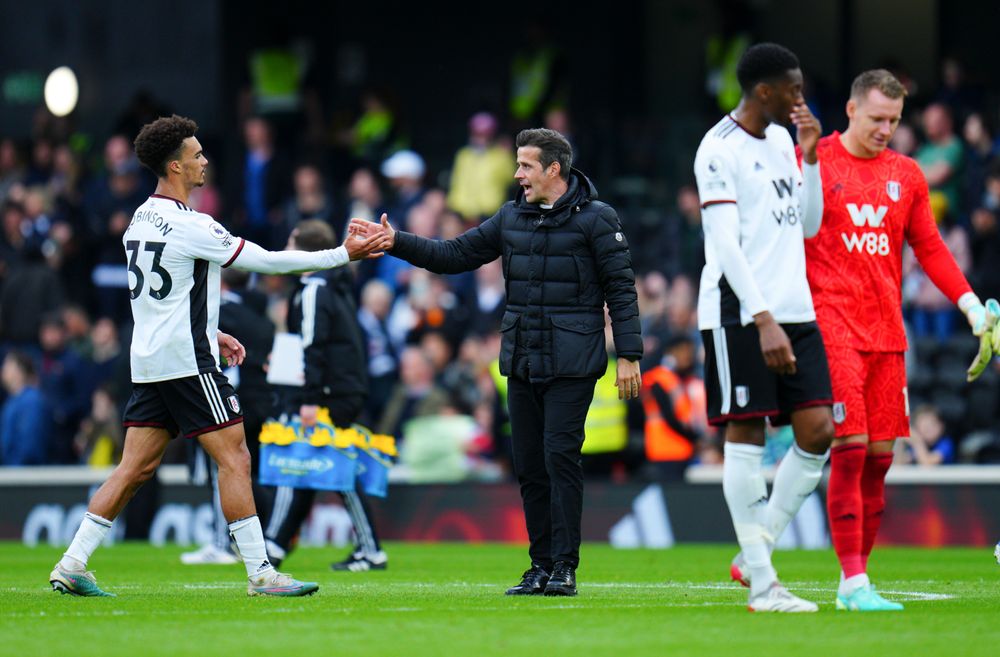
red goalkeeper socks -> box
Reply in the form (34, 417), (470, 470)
(860, 451), (893, 571)
(827, 443), (866, 579)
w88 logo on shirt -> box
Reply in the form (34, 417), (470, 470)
(841, 203), (890, 256)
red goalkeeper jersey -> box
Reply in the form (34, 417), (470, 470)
(802, 133), (971, 352)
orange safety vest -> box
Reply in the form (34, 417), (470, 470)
(641, 366), (695, 462)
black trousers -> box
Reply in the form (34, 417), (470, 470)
(507, 375), (597, 569)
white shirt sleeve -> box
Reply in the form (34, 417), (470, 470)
(178, 216), (349, 273)
(800, 160), (824, 238)
(694, 139), (738, 207)
(702, 202), (769, 318)
(179, 216), (244, 266)
(229, 239), (350, 274)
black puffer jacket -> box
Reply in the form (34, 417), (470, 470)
(392, 169), (642, 382)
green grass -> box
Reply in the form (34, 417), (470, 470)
(1, 542), (997, 657)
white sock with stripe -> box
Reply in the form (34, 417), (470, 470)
(764, 444), (829, 546)
(723, 442), (777, 596)
(228, 515), (273, 578)
(60, 512), (113, 571)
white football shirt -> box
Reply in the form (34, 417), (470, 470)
(694, 115), (815, 329)
(124, 194), (246, 382)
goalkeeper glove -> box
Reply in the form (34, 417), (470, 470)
(965, 297), (1000, 381)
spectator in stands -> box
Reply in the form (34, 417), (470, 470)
(37, 312), (91, 464)
(344, 167), (384, 225)
(903, 405), (956, 465)
(229, 116), (291, 249)
(904, 210), (971, 341)
(917, 103), (965, 219)
(91, 209), (133, 325)
(74, 384), (123, 466)
(357, 279), (399, 425)
(343, 88), (405, 167)
(62, 304), (93, 358)
(640, 334), (705, 479)
(889, 121), (918, 157)
(447, 112), (514, 222)
(933, 57), (982, 125)
(0, 237), (63, 346)
(377, 345), (450, 441)
(88, 317), (123, 388)
(0, 350), (50, 465)
(470, 257), (505, 335)
(0, 138), (24, 204)
(374, 151), (428, 294)
(381, 150), (426, 233)
(969, 207), (1000, 301)
(21, 187), (54, 249)
(672, 186), (706, 281)
(23, 138), (54, 188)
(963, 113), (998, 215)
(280, 163), (334, 241)
(83, 135), (149, 238)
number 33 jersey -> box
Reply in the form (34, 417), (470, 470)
(123, 194), (246, 382)
(803, 133), (969, 352)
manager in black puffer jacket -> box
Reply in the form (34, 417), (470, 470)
(351, 129), (642, 597)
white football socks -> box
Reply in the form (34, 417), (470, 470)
(840, 573), (871, 597)
(723, 442), (776, 595)
(228, 515), (273, 578)
(764, 444), (829, 546)
(60, 512), (113, 571)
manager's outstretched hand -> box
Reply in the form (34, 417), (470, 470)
(349, 213), (396, 251)
(343, 221), (393, 261)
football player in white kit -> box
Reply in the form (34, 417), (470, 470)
(694, 44), (834, 612)
(49, 115), (391, 597)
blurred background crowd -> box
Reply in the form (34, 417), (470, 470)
(1, 0), (999, 476)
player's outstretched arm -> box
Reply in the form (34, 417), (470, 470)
(229, 233), (390, 275)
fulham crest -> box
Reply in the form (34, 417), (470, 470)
(227, 395), (241, 414)
(886, 181), (901, 202)
(735, 385), (749, 408)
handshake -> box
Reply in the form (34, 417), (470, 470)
(965, 298), (1000, 382)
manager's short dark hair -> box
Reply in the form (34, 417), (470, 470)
(134, 114), (199, 178)
(515, 128), (573, 180)
(737, 43), (800, 93)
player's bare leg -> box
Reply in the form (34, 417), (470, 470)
(51, 427), (172, 596)
(198, 424), (318, 597)
(723, 419), (817, 612)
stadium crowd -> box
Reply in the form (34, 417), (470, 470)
(1, 54), (999, 474)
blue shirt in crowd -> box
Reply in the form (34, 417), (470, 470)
(0, 386), (51, 465)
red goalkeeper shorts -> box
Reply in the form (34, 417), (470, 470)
(826, 345), (909, 442)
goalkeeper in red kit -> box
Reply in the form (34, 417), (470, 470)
(802, 69), (996, 610)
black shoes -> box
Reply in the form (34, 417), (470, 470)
(331, 550), (388, 572)
(543, 561), (577, 596)
(505, 564), (550, 595)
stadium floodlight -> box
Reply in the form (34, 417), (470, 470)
(44, 66), (78, 117)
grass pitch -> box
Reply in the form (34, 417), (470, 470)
(1, 542), (997, 657)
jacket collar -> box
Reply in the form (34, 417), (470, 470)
(515, 168), (598, 226)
